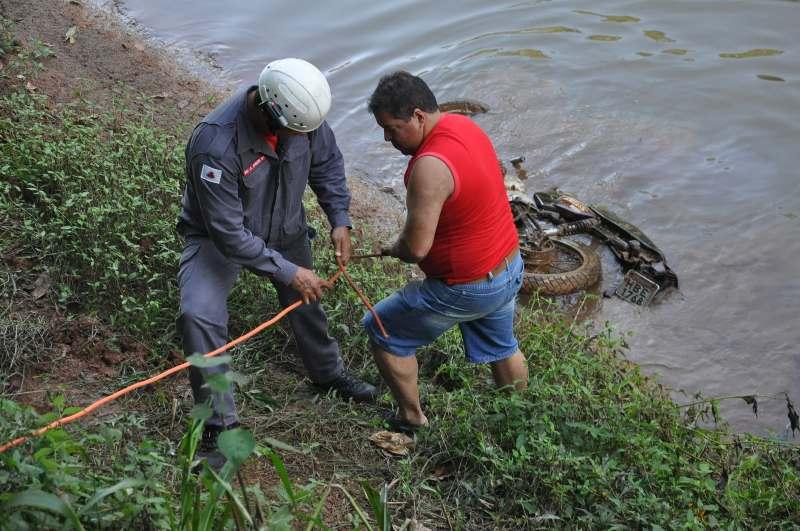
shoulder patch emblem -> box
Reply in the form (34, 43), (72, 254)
(200, 164), (222, 184)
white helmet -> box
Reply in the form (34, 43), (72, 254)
(257, 58), (332, 133)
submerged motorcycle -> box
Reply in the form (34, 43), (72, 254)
(510, 188), (679, 306)
(437, 100), (678, 306)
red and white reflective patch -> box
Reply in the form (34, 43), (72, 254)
(200, 164), (222, 184)
(243, 154), (267, 177)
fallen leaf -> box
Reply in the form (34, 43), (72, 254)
(25, 82), (37, 92)
(31, 271), (52, 300)
(65, 25), (78, 44)
(369, 430), (414, 456)
(431, 463), (453, 481)
(404, 519), (432, 531)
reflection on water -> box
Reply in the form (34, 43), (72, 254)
(118, 0), (800, 436)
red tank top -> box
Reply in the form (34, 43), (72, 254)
(404, 113), (518, 284)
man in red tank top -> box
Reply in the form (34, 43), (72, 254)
(363, 71), (528, 431)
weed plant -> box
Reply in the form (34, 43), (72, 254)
(0, 365), (391, 530)
(0, 397), (174, 528)
(0, 88), (185, 342)
(0, 17), (18, 60)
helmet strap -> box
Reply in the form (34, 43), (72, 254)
(257, 93), (289, 129)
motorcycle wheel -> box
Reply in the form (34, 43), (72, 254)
(521, 238), (601, 296)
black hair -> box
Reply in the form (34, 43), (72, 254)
(367, 71), (438, 120)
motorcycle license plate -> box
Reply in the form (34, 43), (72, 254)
(615, 270), (659, 306)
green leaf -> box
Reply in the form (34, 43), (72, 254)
(258, 437), (306, 455)
(225, 371), (250, 387)
(204, 465), (254, 527)
(79, 478), (145, 515)
(217, 428), (255, 468)
(268, 450), (296, 504)
(362, 482), (391, 531)
(186, 353), (231, 368)
(204, 373), (232, 393)
(51, 394), (65, 411)
(189, 403), (213, 422)
(5, 489), (85, 530)
(245, 390), (277, 411)
(267, 506), (294, 531)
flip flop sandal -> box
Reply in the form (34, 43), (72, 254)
(385, 416), (426, 436)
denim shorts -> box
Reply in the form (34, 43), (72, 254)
(363, 253), (523, 363)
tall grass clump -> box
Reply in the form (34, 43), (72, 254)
(0, 89), (185, 339)
(0, 397), (174, 528)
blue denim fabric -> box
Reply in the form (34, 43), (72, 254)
(363, 253), (523, 363)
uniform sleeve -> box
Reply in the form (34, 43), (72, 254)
(308, 122), (352, 229)
(187, 153), (298, 285)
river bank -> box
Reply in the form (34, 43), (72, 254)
(0, 0), (403, 233)
(1, 0), (799, 528)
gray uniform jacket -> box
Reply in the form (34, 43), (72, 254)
(177, 86), (352, 286)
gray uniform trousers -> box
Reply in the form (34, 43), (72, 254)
(177, 234), (344, 428)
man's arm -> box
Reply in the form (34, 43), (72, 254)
(384, 156), (454, 263)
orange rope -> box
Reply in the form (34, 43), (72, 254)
(0, 264), (386, 453)
(339, 264), (389, 339)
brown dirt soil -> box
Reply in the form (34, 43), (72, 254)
(1, 0), (417, 526)
(0, 0), (223, 129)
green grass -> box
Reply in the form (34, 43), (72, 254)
(0, 89), (184, 341)
(1, 35), (798, 529)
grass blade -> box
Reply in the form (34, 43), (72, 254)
(331, 483), (374, 531)
(362, 482), (391, 531)
(268, 449), (297, 504)
(5, 489), (86, 530)
(79, 478), (145, 515)
(304, 485), (331, 531)
(206, 465), (254, 527)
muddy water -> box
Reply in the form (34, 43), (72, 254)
(115, 0), (799, 435)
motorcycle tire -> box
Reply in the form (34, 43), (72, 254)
(521, 238), (601, 296)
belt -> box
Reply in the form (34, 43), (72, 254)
(462, 246), (520, 284)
